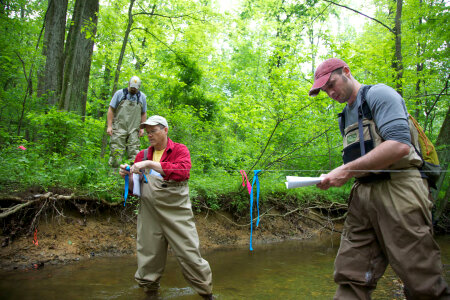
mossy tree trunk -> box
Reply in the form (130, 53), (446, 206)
(59, 0), (99, 117)
(37, 0), (68, 106)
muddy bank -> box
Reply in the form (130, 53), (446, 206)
(0, 198), (340, 271)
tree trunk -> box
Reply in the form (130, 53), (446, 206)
(111, 0), (135, 94)
(393, 0), (403, 95)
(309, 27), (315, 75)
(37, 0), (68, 106)
(98, 57), (113, 118)
(100, 0), (135, 157)
(414, 0), (423, 119)
(433, 105), (450, 220)
(59, 0), (99, 116)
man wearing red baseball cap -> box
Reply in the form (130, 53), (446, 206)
(311, 58), (449, 299)
(309, 58), (348, 96)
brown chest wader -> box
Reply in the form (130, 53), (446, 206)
(134, 152), (212, 295)
(333, 86), (449, 299)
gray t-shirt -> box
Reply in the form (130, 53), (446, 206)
(343, 84), (411, 146)
(109, 89), (147, 113)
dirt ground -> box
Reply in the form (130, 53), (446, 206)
(0, 200), (335, 271)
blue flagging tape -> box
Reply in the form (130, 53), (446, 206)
(249, 170), (261, 251)
(124, 166), (130, 206)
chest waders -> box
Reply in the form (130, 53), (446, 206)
(109, 98), (142, 167)
(134, 151), (213, 295)
(333, 86), (449, 299)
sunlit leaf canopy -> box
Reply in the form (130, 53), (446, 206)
(0, 0), (448, 205)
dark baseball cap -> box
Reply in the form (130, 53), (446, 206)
(309, 58), (348, 97)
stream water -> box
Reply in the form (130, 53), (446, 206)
(1, 234), (449, 300)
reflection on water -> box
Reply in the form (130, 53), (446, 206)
(0, 235), (449, 300)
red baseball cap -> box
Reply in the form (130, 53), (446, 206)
(309, 58), (348, 97)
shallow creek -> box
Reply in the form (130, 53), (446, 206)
(1, 234), (449, 299)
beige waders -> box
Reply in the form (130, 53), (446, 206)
(109, 99), (142, 167)
(334, 168), (449, 299)
(134, 173), (212, 295)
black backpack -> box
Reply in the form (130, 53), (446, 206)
(120, 88), (141, 104)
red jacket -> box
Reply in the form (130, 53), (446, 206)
(134, 138), (191, 181)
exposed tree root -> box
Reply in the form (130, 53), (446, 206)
(0, 192), (121, 220)
(1, 191), (347, 248)
(0, 191), (133, 248)
(0, 200), (39, 218)
(202, 202), (346, 233)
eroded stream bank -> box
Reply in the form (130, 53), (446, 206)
(0, 198), (339, 271)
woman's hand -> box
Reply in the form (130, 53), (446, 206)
(119, 164), (131, 178)
(130, 161), (148, 174)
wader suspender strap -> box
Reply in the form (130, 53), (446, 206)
(338, 85), (373, 154)
(357, 85), (373, 156)
(355, 85), (391, 183)
(357, 108), (366, 156)
(338, 108), (346, 137)
(141, 149), (149, 183)
(144, 148), (148, 162)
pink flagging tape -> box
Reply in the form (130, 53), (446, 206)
(240, 170), (252, 194)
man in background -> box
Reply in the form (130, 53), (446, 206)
(107, 76), (147, 167)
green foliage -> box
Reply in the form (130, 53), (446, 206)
(27, 108), (83, 154)
(189, 169), (349, 215)
(190, 170), (239, 211)
(1, 0), (448, 217)
(0, 140), (123, 202)
(0, 108), (121, 203)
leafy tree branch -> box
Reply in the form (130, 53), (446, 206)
(322, 0), (394, 34)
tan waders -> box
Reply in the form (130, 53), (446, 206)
(109, 99), (142, 167)
(334, 168), (449, 299)
(134, 173), (213, 295)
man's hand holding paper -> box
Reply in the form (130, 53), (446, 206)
(285, 176), (323, 189)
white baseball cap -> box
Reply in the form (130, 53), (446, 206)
(129, 76), (141, 89)
(140, 115), (169, 128)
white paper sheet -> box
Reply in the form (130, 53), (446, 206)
(133, 170), (163, 197)
(133, 173), (141, 196)
(285, 176), (323, 189)
(149, 169), (162, 177)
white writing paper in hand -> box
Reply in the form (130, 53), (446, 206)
(133, 173), (141, 196)
(149, 169), (162, 177)
(132, 170), (162, 197)
(285, 176), (323, 189)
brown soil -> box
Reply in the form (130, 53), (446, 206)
(0, 200), (335, 271)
